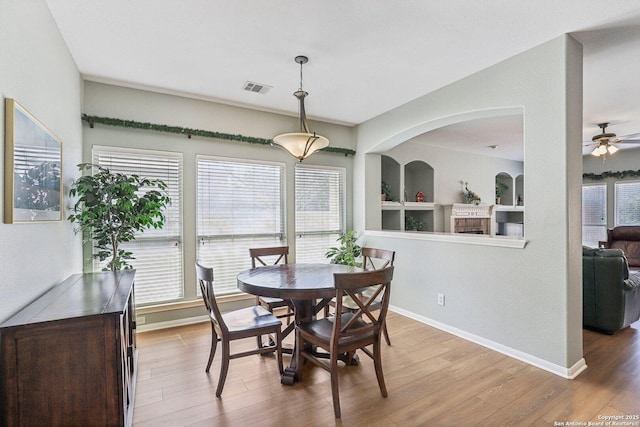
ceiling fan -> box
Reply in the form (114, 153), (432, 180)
(586, 122), (640, 158)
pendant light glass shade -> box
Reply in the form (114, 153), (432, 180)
(272, 132), (329, 161)
(272, 56), (329, 162)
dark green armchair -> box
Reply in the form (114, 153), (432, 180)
(583, 247), (640, 334)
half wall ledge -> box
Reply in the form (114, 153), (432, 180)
(364, 230), (527, 249)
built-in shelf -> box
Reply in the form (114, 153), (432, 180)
(381, 201), (402, 210)
(379, 156), (525, 238)
(365, 229), (527, 249)
(494, 205), (524, 211)
(494, 172), (525, 236)
(381, 156), (436, 232)
(381, 201), (435, 210)
(405, 160), (434, 203)
(381, 209), (402, 230)
(493, 205), (524, 237)
(403, 202), (435, 210)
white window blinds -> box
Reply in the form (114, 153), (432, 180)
(196, 156), (285, 295)
(582, 184), (607, 247)
(93, 147), (184, 305)
(615, 181), (640, 226)
(295, 165), (345, 263)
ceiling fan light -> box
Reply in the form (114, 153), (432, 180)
(591, 146), (602, 156)
(607, 144), (619, 155)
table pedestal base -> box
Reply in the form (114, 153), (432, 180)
(280, 299), (360, 385)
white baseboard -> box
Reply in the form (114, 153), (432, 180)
(136, 315), (209, 333)
(389, 304), (588, 379)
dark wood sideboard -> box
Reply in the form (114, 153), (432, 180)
(0, 270), (137, 426)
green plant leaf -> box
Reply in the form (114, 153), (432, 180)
(68, 163), (171, 271)
(325, 231), (362, 267)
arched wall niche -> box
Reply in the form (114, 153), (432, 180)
(515, 174), (524, 205)
(496, 172), (514, 205)
(405, 160), (434, 203)
(381, 155), (400, 202)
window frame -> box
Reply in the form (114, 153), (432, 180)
(614, 179), (640, 227)
(92, 145), (185, 306)
(582, 182), (607, 248)
(196, 154), (286, 296)
(294, 163), (347, 264)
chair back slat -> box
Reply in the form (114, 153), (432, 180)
(195, 259), (228, 334)
(343, 287), (383, 323)
(362, 247), (395, 271)
(332, 267), (394, 345)
(250, 246), (289, 268)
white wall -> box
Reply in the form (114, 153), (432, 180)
(583, 146), (640, 176)
(82, 82), (354, 323)
(0, 0), (83, 322)
(354, 35), (584, 376)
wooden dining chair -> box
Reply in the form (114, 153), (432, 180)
(325, 247), (396, 345)
(195, 260), (283, 397)
(295, 266), (394, 418)
(249, 246), (294, 325)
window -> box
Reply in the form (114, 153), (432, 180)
(615, 181), (640, 226)
(582, 184), (607, 247)
(93, 147), (183, 306)
(197, 156), (285, 295)
(295, 165), (346, 263)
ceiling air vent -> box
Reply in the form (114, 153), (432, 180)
(242, 81), (272, 94)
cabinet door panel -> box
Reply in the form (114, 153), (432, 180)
(15, 318), (109, 426)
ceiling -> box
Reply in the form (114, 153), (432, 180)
(409, 115), (526, 162)
(44, 1), (640, 159)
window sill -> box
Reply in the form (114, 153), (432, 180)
(364, 230), (528, 249)
(137, 293), (254, 314)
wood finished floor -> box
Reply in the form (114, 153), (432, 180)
(132, 312), (640, 426)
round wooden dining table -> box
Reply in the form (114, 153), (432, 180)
(237, 263), (362, 385)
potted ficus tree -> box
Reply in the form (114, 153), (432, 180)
(68, 163), (171, 272)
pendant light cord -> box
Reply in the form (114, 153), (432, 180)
(299, 60), (304, 91)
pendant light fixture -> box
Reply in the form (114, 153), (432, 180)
(272, 55), (329, 161)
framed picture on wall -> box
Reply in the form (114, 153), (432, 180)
(4, 98), (63, 223)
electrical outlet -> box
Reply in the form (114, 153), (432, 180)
(437, 293), (445, 306)
(137, 315), (146, 325)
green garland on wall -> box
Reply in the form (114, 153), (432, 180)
(583, 169), (640, 180)
(81, 114), (356, 157)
